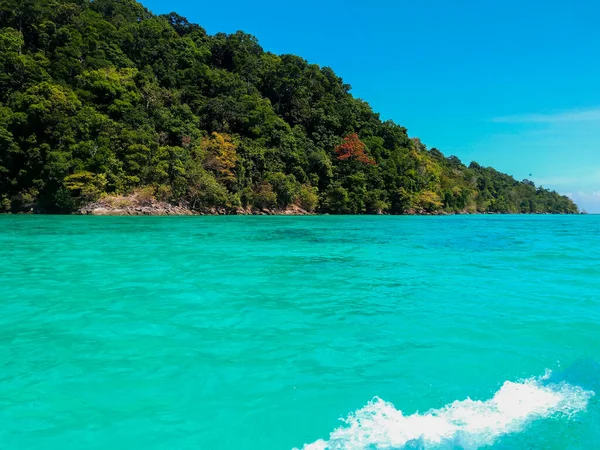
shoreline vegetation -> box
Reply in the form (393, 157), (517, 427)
(2, 188), (584, 216)
(0, 0), (579, 216)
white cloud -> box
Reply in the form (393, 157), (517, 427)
(565, 191), (600, 201)
(564, 191), (600, 213)
(492, 108), (600, 124)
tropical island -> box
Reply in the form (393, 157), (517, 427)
(0, 0), (578, 215)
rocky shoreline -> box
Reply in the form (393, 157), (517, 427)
(79, 201), (195, 216)
(78, 203), (535, 216)
(5, 202), (570, 216)
(77, 196), (313, 216)
(4, 194), (576, 216)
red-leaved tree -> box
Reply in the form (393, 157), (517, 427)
(335, 133), (376, 165)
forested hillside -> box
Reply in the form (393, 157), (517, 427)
(0, 0), (578, 214)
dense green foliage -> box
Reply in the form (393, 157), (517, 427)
(0, 0), (578, 214)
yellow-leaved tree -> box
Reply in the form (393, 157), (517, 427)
(203, 132), (238, 185)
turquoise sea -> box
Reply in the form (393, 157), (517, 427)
(1, 215), (599, 449)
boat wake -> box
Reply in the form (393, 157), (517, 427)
(295, 371), (594, 450)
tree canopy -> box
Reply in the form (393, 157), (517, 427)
(0, 0), (578, 214)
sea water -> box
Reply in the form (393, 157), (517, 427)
(0, 215), (599, 449)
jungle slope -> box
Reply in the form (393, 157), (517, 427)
(0, 0), (578, 214)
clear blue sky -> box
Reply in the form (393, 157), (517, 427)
(143, 0), (600, 212)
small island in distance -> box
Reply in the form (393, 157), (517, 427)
(0, 0), (578, 215)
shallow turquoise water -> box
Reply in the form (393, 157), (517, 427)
(1, 215), (599, 449)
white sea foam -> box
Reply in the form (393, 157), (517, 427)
(296, 372), (594, 450)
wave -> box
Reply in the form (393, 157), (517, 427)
(295, 371), (594, 450)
